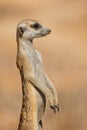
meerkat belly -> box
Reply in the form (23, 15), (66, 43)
(34, 86), (46, 121)
(34, 58), (46, 121)
(24, 51), (46, 121)
(25, 82), (45, 122)
(36, 62), (45, 79)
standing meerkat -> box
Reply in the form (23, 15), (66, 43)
(16, 19), (59, 130)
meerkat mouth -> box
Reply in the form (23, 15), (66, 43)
(39, 32), (51, 37)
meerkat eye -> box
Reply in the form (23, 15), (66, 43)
(31, 23), (42, 29)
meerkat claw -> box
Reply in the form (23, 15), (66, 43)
(50, 104), (59, 113)
(50, 106), (57, 113)
(55, 104), (59, 112)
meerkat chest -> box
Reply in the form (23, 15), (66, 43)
(25, 47), (43, 67)
(35, 49), (42, 64)
(23, 46), (44, 77)
(34, 49), (45, 76)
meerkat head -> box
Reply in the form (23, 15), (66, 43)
(17, 19), (51, 41)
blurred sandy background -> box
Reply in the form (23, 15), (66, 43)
(0, 0), (87, 130)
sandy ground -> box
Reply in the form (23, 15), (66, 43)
(0, 0), (87, 130)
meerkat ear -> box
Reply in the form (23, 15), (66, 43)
(19, 27), (24, 34)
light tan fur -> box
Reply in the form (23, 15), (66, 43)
(16, 19), (59, 130)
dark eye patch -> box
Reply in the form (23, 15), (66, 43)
(31, 23), (41, 29)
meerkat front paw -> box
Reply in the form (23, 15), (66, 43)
(50, 102), (59, 113)
(50, 90), (59, 113)
(47, 92), (59, 113)
(50, 104), (59, 113)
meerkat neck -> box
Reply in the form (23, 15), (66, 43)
(19, 38), (33, 46)
(17, 38), (34, 52)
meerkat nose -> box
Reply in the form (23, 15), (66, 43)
(48, 29), (51, 34)
(48, 29), (51, 33)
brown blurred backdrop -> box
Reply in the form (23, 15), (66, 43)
(0, 0), (87, 130)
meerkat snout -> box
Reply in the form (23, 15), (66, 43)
(17, 19), (51, 41)
(47, 28), (51, 34)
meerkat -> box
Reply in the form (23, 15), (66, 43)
(16, 19), (59, 130)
